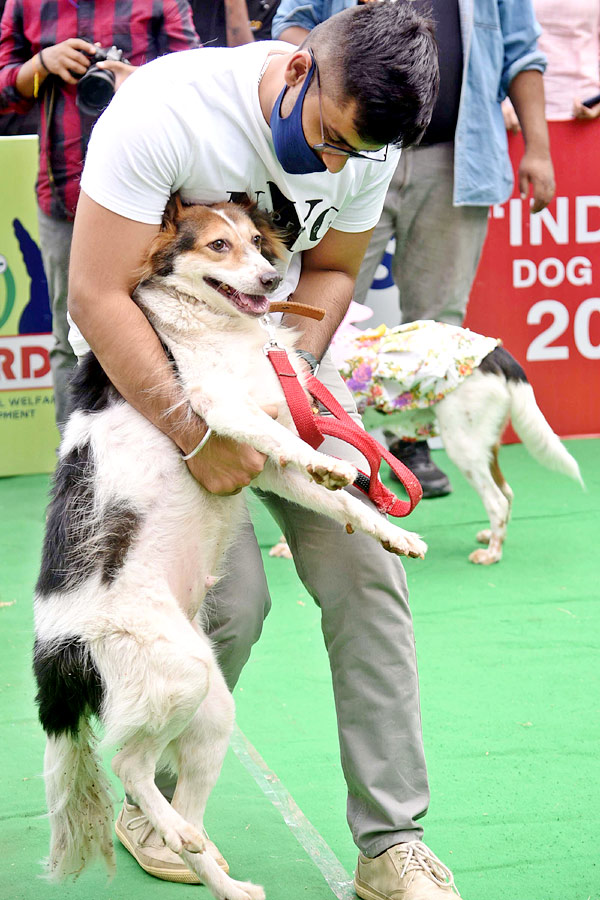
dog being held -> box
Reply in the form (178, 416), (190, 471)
(337, 318), (583, 564)
(33, 198), (427, 897)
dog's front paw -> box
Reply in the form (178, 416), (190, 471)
(381, 527), (427, 559)
(476, 529), (492, 545)
(307, 458), (357, 490)
(164, 824), (206, 856)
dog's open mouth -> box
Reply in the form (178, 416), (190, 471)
(204, 278), (270, 317)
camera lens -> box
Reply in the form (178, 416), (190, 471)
(76, 66), (116, 117)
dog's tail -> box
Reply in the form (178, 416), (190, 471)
(483, 347), (583, 486)
(43, 719), (116, 880)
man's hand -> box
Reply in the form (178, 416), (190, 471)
(506, 71), (555, 214)
(518, 150), (555, 213)
(185, 406), (279, 495)
(572, 97), (600, 120)
(501, 97), (521, 134)
(41, 38), (97, 84)
(96, 59), (137, 91)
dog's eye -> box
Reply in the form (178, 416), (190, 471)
(209, 239), (229, 252)
(252, 234), (262, 249)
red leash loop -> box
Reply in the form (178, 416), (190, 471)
(265, 347), (422, 517)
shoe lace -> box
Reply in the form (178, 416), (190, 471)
(125, 808), (156, 847)
(124, 805), (211, 850)
(392, 841), (457, 892)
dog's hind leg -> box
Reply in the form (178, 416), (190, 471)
(168, 667), (265, 900)
(97, 620), (215, 858)
(474, 443), (514, 549)
(436, 382), (512, 564)
(112, 731), (209, 856)
(170, 659), (233, 836)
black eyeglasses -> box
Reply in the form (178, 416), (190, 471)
(309, 50), (388, 163)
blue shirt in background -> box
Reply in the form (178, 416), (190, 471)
(272, 0), (547, 206)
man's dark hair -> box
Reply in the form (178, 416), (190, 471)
(305, 0), (439, 148)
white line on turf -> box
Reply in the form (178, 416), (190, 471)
(230, 724), (356, 900)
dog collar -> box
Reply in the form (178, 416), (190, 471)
(269, 300), (326, 320)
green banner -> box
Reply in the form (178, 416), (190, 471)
(0, 136), (58, 476)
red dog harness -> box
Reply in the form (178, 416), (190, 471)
(263, 309), (422, 517)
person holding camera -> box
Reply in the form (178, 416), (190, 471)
(0, 0), (199, 431)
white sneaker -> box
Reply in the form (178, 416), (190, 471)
(115, 801), (229, 883)
(354, 840), (461, 899)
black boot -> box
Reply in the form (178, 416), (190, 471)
(388, 439), (452, 499)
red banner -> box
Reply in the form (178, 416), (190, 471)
(465, 119), (600, 440)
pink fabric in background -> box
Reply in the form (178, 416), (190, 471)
(535, 0), (600, 119)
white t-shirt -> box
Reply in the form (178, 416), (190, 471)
(71, 41), (400, 354)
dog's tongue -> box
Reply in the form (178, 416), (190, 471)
(233, 291), (269, 316)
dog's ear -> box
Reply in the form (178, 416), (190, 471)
(134, 194), (192, 285)
(161, 192), (185, 234)
(247, 206), (287, 263)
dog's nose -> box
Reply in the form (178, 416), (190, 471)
(260, 271), (281, 292)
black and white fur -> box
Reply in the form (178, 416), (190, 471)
(33, 199), (426, 896)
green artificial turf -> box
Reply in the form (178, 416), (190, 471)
(0, 438), (598, 900)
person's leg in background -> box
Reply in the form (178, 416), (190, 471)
(352, 154), (406, 311)
(37, 207), (77, 432)
(384, 142), (490, 498)
(391, 143), (489, 327)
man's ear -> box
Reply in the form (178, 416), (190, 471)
(284, 50), (312, 88)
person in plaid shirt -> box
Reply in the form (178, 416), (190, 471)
(0, 0), (199, 430)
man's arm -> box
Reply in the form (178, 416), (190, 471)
(224, 0), (255, 46)
(277, 25), (309, 45)
(271, 0), (327, 42)
(69, 193), (272, 494)
(497, 0), (554, 212)
(507, 69), (555, 212)
(280, 227), (374, 358)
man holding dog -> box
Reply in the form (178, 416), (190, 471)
(67, 3), (466, 897)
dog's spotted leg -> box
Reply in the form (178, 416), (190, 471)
(306, 458), (357, 490)
(180, 850), (266, 900)
(113, 744), (209, 855)
(469, 532), (504, 565)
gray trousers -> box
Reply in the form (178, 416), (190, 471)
(353, 142), (490, 326)
(37, 207), (77, 430)
(157, 354), (430, 857)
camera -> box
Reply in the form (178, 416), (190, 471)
(76, 45), (129, 118)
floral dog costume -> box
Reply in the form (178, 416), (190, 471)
(338, 320), (500, 440)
